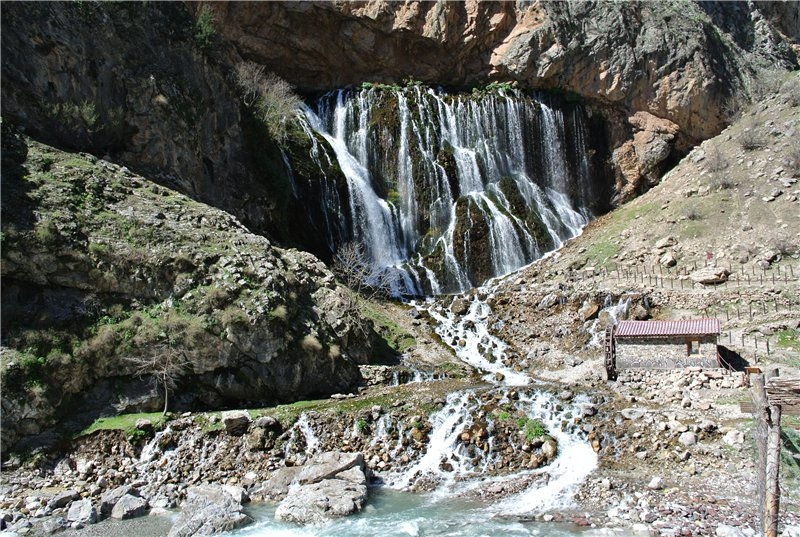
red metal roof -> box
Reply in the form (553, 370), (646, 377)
(615, 319), (720, 338)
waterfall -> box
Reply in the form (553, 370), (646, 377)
(295, 86), (600, 295)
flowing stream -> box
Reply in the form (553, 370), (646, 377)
(225, 285), (610, 536)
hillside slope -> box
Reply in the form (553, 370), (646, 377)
(491, 72), (800, 378)
(0, 126), (389, 453)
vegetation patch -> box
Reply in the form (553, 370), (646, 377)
(78, 412), (167, 438)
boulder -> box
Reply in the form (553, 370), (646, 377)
(111, 494), (148, 520)
(100, 485), (140, 516)
(46, 490), (80, 510)
(655, 236), (677, 250)
(659, 251), (678, 267)
(274, 452), (368, 525)
(578, 300), (600, 321)
(678, 431), (697, 446)
(67, 499), (97, 525)
(168, 484), (252, 537)
(255, 466), (302, 501)
(450, 297), (470, 316)
(689, 266), (730, 285)
(222, 411), (251, 436)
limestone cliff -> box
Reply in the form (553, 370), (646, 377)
(206, 0), (798, 199)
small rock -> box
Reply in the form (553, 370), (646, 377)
(621, 408), (646, 420)
(716, 524), (747, 537)
(647, 476), (664, 490)
(678, 432), (697, 446)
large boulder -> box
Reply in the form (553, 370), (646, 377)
(168, 484), (252, 537)
(100, 485), (140, 516)
(221, 411), (251, 436)
(689, 266), (730, 285)
(110, 494), (148, 520)
(67, 499), (97, 525)
(274, 452), (368, 525)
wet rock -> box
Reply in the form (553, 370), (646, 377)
(274, 452), (368, 525)
(168, 484), (252, 537)
(451, 298), (470, 316)
(255, 467), (302, 501)
(578, 300), (600, 321)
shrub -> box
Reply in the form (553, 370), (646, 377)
(521, 418), (545, 441)
(269, 304), (288, 322)
(710, 173), (735, 190)
(194, 5), (216, 50)
(205, 286), (230, 309)
(704, 145), (728, 173)
(685, 207), (703, 221)
(233, 61), (302, 144)
(34, 219), (59, 246)
(739, 120), (764, 151)
(220, 305), (248, 328)
(300, 334), (323, 353)
(781, 75), (800, 107)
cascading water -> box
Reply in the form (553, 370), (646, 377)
(294, 86), (601, 295)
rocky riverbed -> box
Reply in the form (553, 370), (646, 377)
(1, 355), (799, 536)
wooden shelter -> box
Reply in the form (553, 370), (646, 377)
(605, 318), (721, 379)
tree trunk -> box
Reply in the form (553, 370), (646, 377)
(162, 377), (169, 415)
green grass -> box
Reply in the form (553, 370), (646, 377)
(583, 201), (657, 268)
(78, 412), (167, 437)
(776, 329), (799, 350)
(361, 302), (417, 352)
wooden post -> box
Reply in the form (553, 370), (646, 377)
(751, 373), (783, 537)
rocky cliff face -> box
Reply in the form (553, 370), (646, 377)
(0, 128), (387, 453)
(3, 2), (797, 233)
(208, 0), (798, 200)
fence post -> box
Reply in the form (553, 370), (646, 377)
(751, 372), (782, 537)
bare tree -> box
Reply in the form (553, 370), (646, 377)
(332, 242), (398, 335)
(124, 345), (191, 415)
(233, 61), (302, 144)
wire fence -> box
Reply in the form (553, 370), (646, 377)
(569, 262), (800, 291)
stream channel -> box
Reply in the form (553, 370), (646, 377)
(228, 290), (628, 536)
